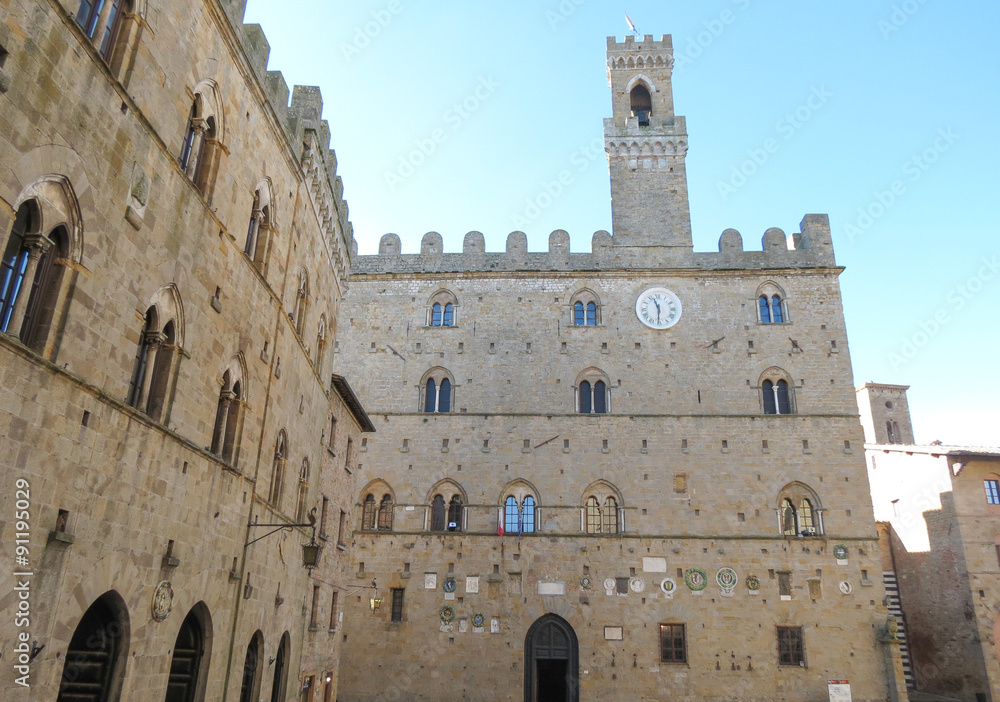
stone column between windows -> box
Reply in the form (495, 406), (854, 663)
(434, 383), (441, 413)
(137, 331), (165, 412)
(211, 390), (234, 453)
(92, 0), (116, 44)
(185, 119), (206, 178)
(772, 385), (781, 414)
(6, 235), (51, 340)
(245, 209), (261, 258)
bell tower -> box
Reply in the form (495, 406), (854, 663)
(605, 35), (692, 251)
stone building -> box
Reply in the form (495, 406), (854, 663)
(860, 383), (1000, 701)
(0, 1), (372, 701)
(334, 35), (907, 702)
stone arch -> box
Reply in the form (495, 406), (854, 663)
(359, 477), (396, 504)
(14, 174), (85, 263)
(626, 73), (657, 95)
(569, 288), (602, 326)
(499, 477), (543, 506)
(192, 78), (225, 144)
(57, 589), (131, 702)
(426, 289), (458, 327)
(756, 280), (787, 299)
(148, 283), (186, 348)
(775, 481), (823, 511)
(524, 613), (580, 702)
(775, 481), (824, 536)
(581, 479), (624, 508)
(419, 365), (455, 413)
(425, 478), (467, 506)
(165, 601), (213, 702)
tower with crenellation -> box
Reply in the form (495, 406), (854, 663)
(605, 35), (692, 256)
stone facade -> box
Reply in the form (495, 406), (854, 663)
(0, 1), (370, 701)
(334, 35), (905, 702)
(864, 387), (1000, 701)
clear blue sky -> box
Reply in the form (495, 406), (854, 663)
(244, 0), (999, 446)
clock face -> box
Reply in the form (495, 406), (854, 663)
(636, 287), (682, 329)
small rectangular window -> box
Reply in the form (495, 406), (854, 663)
(338, 510), (347, 546)
(986, 480), (1000, 505)
(659, 623), (686, 663)
(329, 591), (338, 630)
(391, 588), (405, 622)
(309, 585), (321, 629)
(777, 626), (804, 665)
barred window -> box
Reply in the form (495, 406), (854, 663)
(390, 589), (405, 622)
(659, 624), (686, 663)
(362, 494), (377, 530)
(777, 626), (804, 665)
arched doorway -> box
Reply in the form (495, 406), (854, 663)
(270, 632), (290, 702)
(165, 604), (211, 702)
(239, 631), (264, 702)
(524, 614), (579, 702)
(57, 591), (130, 702)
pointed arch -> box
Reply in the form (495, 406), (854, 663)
(245, 177), (276, 270)
(427, 288), (458, 327)
(420, 366), (455, 413)
(211, 353), (248, 467)
(426, 479), (467, 532)
(776, 481), (824, 536)
(238, 630), (264, 702)
(625, 73), (658, 94)
(524, 614), (580, 702)
(758, 366), (794, 415)
(57, 590), (130, 702)
(165, 601), (213, 702)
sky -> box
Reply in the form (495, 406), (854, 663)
(243, 0), (999, 447)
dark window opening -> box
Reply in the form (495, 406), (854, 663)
(777, 626), (804, 665)
(659, 623), (686, 663)
(630, 84), (652, 126)
(391, 589), (404, 622)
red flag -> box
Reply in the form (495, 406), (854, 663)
(498, 506), (504, 537)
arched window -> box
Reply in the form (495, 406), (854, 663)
(576, 369), (610, 414)
(630, 84), (652, 126)
(585, 496), (601, 534)
(126, 286), (184, 423)
(315, 316), (327, 371)
(244, 181), (273, 271)
(294, 270), (308, 336)
(781, 498), (797, 536)
(756, 283), (788, 324)
(886, 421), (896, 444)
(421, 368), (454, 413)
(165, 604), (211, 702)
(777, 483), (824, 536)
(57, 591), (129, 702)
(523, 496), (536, 533)
(761, 371), (793, 415)
(98, 0), (131, 65)
(448, 496), (463, 531)
(759, 295), (771, 324)
(603, 497), (619, 534)
(427, 290), (458, 327)
(269, 633), (289, 702)
(74, 0), (105, 38)
(211, 358), (246, 468)
(570, 289), (601, 326)
(2, 198), (75, 356)
(362, 494), (377, 530)
(377, 495), (394, 531)
(267, 432), (287, 509)
(504, 495), (519, 533)
(295, 459), (310, 522)
(430, 495), (446, 531)
(238, 631), (263, 702)
(179, 84), (224, 200)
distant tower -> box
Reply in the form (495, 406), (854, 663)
(604, 35), (692, 251)
(856, 383), (915, 445)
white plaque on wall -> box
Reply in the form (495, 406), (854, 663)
(604, 626), (624, 641)
(538, 581), (566, 596)
(424, 573), (437, 590)
(466, 576), (480, 594)
(643, 557), (667, 573)
(490, 618), (500, 634)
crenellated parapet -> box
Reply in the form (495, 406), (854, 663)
(216, 0), (356, 282)
(351, 215), (836, 275)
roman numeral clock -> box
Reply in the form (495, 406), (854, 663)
(635, 287), (683, 329)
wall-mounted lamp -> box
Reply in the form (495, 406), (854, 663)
(245, 508), (321, 569)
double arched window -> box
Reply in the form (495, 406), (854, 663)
(576, 368), (610, 414)
(583, 482), (623, 534)
(74, 0), (135, 68)
(315, 315), (327, 371)
(211, 356), (246, 468)
(427, 290), (458, 327)
(756, 282), (788, 324)
(126, 285), (184, 423)
(361, 490), (394, 531)
(777, 483), (823, 536)
(2, 180), (82, 358)
(429, 483), (465, 532)
(244, 180), (273, 272)
(570, 289), (601, 326)
(293, 269), (309, 336)
(179, 82), (224, 200)
(760, 369), (794, 415)
(886, 420), (902, 444)
(504, 495), (536, 534)
(421, 368), (453, 413)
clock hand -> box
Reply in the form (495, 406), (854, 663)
(653, 299), (661, 324)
